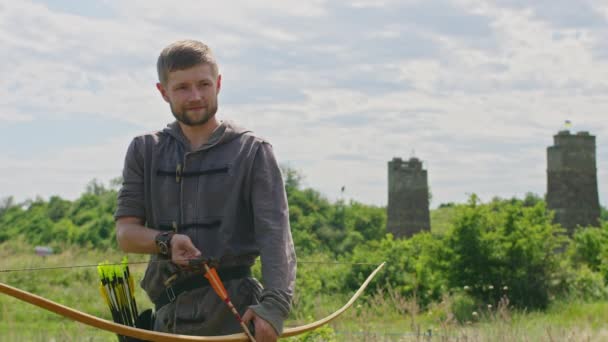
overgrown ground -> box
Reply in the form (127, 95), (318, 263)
(1, 242), (608, 341)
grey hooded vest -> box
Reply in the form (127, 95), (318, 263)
(115, 120), (296, 334)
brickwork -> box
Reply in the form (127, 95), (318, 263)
(387, 157), (431, 238)
(546, 130), (600, 233)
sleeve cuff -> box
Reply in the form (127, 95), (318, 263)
(114, 204), (145, 221)
(248, 291), (291, 335)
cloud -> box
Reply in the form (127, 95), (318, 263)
(0, 116), (141, 158)
(492, 0), (605, 28)
(0, 110), (33, 123)
(1, 0), (607, 209)
(0, 136), (129, 202)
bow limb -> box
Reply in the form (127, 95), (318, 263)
(282, 261), (385, 337)
(0, 262), (385, 341)
(0, 281), (245, 341)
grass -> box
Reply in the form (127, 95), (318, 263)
(0, 240), (148, 341)
(324, 288), (608, 341)
(2, 241), (608, 341)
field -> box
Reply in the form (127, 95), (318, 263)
(1, 241), (608, 341)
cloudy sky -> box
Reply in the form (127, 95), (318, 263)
(1, 0), (606, 208)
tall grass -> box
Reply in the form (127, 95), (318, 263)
(323, 286), (608, 341)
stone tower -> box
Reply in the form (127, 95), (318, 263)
(546, 130), (600, 234)
(387, 157), (431, 238)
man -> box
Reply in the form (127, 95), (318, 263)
(114, 40), (296, 342)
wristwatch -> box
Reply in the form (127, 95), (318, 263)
(155, 231), (175, 257)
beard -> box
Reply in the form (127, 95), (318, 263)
(170, 101), (218, 127)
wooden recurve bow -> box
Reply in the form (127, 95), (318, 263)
(0, 262), (385, 341)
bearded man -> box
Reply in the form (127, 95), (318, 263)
(114, 39), (296, 342)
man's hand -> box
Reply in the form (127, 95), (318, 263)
(170, 234), (201, 266)
(242, 309), (278, 342)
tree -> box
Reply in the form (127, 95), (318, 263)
(0, 196), (15, 217)
(444, 195), (567, 309)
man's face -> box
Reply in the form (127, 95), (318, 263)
(157, 63), (221, 127)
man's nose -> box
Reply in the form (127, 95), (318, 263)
(188, 87), (204, 101)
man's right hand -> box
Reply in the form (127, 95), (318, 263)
(170, 234), (202, 267)
(116, 218), (202, 266)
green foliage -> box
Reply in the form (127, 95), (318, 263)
(0, 196), (16, 215)
(444, 195), (568, 310)
(601, 206), (608, 224)
(566, 224), (608, 296)
(567, 266), (608, 301)
(348, 233), (447, 308)
(0, 181), (118, 249)
(47, 196), (71, 222)
(284, 168), (386, 257)
(2, 168), (607, 323)
(450, 291), (477, 323)
(430, 205), (457, 235)
(522, 192), (543, 207)
(290, 252), (350, 318)
(568, 226), (608, 273)
(286, 325), (337, 342)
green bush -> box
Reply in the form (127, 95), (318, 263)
(2, 170), (604, 319)
(571, 266), (608, 301)
(347, 232), (448, 308)
(568, 224), (608, 284)
(450, 291), (477, 323)
(444, 195), (567, 310)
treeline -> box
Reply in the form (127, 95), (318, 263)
(0, 179), (120, 249)
(1, 171), (608, 320)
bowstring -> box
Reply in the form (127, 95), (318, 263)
(0, 260), (380, 273)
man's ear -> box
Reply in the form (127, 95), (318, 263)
(156, 82), (170, 103)
(216, 74), (222, 94)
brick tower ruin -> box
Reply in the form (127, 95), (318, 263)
(387, 157), (431, 238)
(546, 130), (600, 234)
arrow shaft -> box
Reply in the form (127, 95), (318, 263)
(203, 264), (256, 342)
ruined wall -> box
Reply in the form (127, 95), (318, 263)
(547, 130), (600, 234)
(387, 157), (430, 238)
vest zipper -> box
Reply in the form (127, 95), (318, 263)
(176, 163), (183, 233)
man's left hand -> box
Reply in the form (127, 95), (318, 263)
(242, 309), (278, 342)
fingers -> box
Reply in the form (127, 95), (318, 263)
(255, 320), (278, 342)
(242, 310), (278, 342)
(242, 309), (254, 323)
(171, 234), (201, 266)
(184, 238), (202, 257)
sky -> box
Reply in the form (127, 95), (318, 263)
(1, 0), (607, 208)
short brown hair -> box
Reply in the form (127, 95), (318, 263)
(157, 40), (219, 85)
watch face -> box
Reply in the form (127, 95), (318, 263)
(158, 242), (169, 255)
(156, 233), (171, 256)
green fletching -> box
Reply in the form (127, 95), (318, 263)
(97, 261), (112, 283)
(122, 256), (128, 269)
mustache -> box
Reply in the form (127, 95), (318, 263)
(186, 103), (207, 109)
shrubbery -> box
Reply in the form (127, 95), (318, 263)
(0, 180), (118, 250)
(1, 170), (607, 320)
